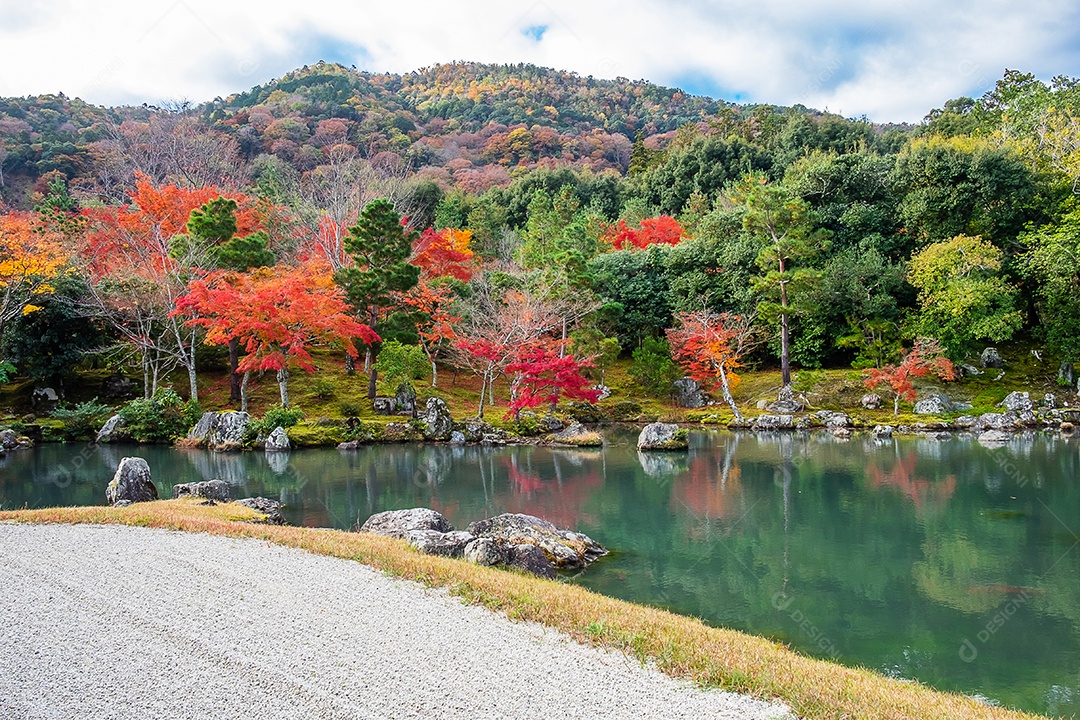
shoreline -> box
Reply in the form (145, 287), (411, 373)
(0, 500), (1045, 720)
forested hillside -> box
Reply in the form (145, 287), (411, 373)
(0, 62), (1077, 413)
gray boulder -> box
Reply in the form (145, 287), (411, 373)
(637, 422), (687, 450)
(100, 373), (140, 399)
(999, 391), (1034, 413)
(1058, 362), (1074, 387)
(860, 393), (882, 410)
(1043, 393), (1057, 409)
(264, 426), (290, 452)
(505, 544), (556, 579)
(206, 412), (250, 452)
(954, 416), (980, 429)
(187, 411), (218, 443)
(538, 414), (564, 433)
(0, 429), (18, 450)
(31, 387), (59, 411)
(95, 415), (124, 444)
(673, 377), (707, 408)
(958, 363), (983, 377)
(467, 513), (607, 569)
(421, 397), (453, 440)
(463, 537), (505, 566)
(360, 508), (454, 538)
(981, 347), (1004, 368)
(914, 394), (952, 415)
(550, 423), (603, 447)
(406, 530), (475, 558)
(814, 411), (850, 428)
(395, 382), (417, 416)
(979, 412), (1019, 430)
(106, 457), (158, 506)
(752, 414), (795, 430)
(235, 497), (285, 525)
(766, 398), (804, 413)
(173, 479), (230, 502)
(449, 430), (466, 446)
(372, 397), (397, 415)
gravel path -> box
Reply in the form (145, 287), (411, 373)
(0, 523), (792, 720)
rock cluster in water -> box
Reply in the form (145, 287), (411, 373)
(359, 508), (607, 579)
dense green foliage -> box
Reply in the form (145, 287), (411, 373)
(117, 389), (200, 443)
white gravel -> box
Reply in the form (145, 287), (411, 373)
(0, 523), (792, 720)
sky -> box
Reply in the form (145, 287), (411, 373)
(1, 0), (1078, 123)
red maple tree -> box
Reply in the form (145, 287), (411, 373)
(864, 338), (956, 415)
(666, 309), (756, 419)
(604, 215), (686, 250)
(175, 261), (378, 408)
(504, 346), (600, 419)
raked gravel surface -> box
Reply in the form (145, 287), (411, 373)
(0, 522), (793, 720)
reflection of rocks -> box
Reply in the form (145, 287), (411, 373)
(183, 449), (249, 487)
(265, 451), (291, 475)
(107, 457), (157, 505)
(637, 422), (687, 450)
(978, 430), (1012, 447)
(173, 479), (231, 502)
(637, 451), (688, 478)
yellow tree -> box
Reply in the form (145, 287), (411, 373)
(0, 212), (68, 350)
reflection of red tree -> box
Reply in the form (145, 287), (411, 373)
(300, 502), (332, 528)
(671, 455), (743, 524)
(496, 455), (603, 528)
(866, 450), (956, 514)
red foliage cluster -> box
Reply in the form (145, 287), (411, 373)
(505, 346), (600, 417)
(604, 215), (685, 250)
(864, 338), (956, 414)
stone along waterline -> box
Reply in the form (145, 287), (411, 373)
(0, 428), (1077, 716)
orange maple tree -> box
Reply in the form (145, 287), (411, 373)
(0, 211), (68, 345)
(666, 309), (756, 419)
(175, 261), (379, 408)
(864, 338), (956, 415)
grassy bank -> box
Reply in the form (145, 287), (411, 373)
(0, 499), (1043, 720)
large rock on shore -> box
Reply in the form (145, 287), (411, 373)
(467, 513), (607, 569)
(95, 415), (124, 443)
(173, 479), (230, 502)
(999, 391), (1033, 413)
(550, 423), (603, 447)
(264, 426), (291, 452)
(187, 411), (251, 451)
(406, 529), (475, 558)
(235, 497), (285, 525)
(673, 377), (707, 408)
(106, 457), (158, 506)
(359, 508), (454, 538)
(914, 394), (952, 415)
(637, 422), (687, 450)
(421, 398), (453, 440)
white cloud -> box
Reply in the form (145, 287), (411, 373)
(0, 0), (1077, 122)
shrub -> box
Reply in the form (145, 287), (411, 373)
(311, 377), (336, 400)
(609, 400), (642, 421)
(50, 397), (113, 441)
(338, 400), (363, 417)
(250, 404), (305, 438)
(376, 340), (428, 390)
(117, 389), (199, 444)
(630, 336), (680, 397)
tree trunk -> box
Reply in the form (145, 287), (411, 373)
(477, 371), (488, 420)
(718, 364), (743, 421)
(277, 367), (289, 407)
(894, 394), (900, 415)
(364, 347), (372, 374)
(345, 352), (355, 374)
(430, 360), (438, 388)
(142, 351), (150, 399)
(241, 370), (251, 413)
(187, 363), (199, 405)
(367, 367), (378, 400)
(228, 338), (241, 403)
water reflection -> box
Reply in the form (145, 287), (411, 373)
(1, 430), (1079, 715)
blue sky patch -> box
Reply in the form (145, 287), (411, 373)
(522, 24), (548, 42)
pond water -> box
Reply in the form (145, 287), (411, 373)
(1, 428), (1078, 716)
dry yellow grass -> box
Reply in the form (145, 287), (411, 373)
(0, 500), (1044, 720)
